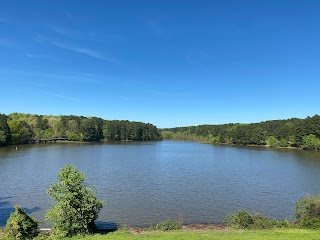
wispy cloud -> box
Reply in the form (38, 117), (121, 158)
(25, 53), (62, 62)
(30, 82), (48, 87)
(33, 34), (49, 43)
(146, 90), (195, 97)
(26, 53), (48, 58)
(40, 90), (76, 102)
(87, 32), (124, 41)
(50, 24), (124, 42)
(51, 25), (75, 37)
(51, 41), (118, 63)
(39, 73), (104, 85)
(0, 68), (106, 85)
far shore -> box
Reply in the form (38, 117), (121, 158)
(163, 138), (304, 151)
(2, 139), (311, 152)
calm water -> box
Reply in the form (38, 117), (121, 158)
(1, 140), (320, 228)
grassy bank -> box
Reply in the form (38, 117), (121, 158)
(65, 228), (320, 240)
(2, 227), (320, 240)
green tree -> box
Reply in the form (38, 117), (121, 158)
(0, 114), (11, 146)
(68, 120), (79, 133)
(302, 134), (320, 150)
(288, 135), (296, 147)
(250, 127), (266, 145)
(279, 138), (289, 147)
(43, 128), (54, 138)
(80, 118), (103, 142)
(67, 131), (79, 141)
(35, 115), (49, 130)
(5, 206), (38, 239)
(46, 165), (103, 237)
(266, 136), (279, 147)
(8, 120), (32, 144)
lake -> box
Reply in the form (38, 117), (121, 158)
(1, 140), (320, 228)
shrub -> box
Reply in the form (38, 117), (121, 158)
(46, 165), (103, 237)
(251, 213), (274, 229)
(224, 210), (253, 229)
(225, 210), (280, 229)
(296, 194), (320, 229)
(271, 220), (292, 228)
(5, 206), (38, 239)
(153, 220), (182, 231)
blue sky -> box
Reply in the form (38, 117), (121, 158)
(0, 0), (319, 128)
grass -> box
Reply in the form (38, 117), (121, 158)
(65, 228), (320, 240)
(1, 227), (320, 239)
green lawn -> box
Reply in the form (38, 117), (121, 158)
(69, 229), (320, 240)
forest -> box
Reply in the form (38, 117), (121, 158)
(1, 113), (320, 150)
(0, 113), (162, 146)
(161, 115), (320, 150)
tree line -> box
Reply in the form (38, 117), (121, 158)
(161, 114), (320, 150)
(0, 113), (162, 146)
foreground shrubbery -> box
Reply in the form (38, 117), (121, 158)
(5, 206), (38, 239)
(224, 210), (291, 229)
(296, 194), (320, 229)
(150, 219), (182, 231)
(46, 165), (103, 237)
(224, 195), (320, 230)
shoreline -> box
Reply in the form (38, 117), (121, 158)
(163, 139), (305, 151)
(38, 223), (227, 233)
(1, 139), (311, 152)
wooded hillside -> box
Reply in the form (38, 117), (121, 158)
(0, 113), (162, 146)
(162, 115), (320, 150)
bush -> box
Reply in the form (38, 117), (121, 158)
(5, 206), (38, 239)
(271, 220), (292, 228)
(251, 213), (274, 229)
(224, 210), (281, 229)
(224, 210), (254, 229)
(46, 165), (103, 237)
(296, 194), (320, 229)
(153, 220), (182, 231)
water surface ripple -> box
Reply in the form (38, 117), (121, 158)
(1, 141), (320, 227)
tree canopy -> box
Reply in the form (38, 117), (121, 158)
(0, 113), (162, 146)
(162, 114), (320, 150)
